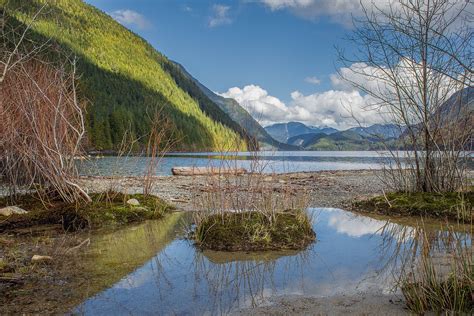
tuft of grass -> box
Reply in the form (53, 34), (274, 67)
(353, 190), (473, 221)
(193, 209), (315, 251)
(402, 275), (473, 314)
(0, 191), (174, 232)
(400, 240), (473, 313)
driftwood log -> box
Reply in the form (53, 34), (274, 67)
(171, 167), (247, 176)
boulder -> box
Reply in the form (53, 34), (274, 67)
(0, 206), (28, 217)
(126, 198), (140, 206)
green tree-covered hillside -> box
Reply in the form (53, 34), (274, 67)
(2, 0), (249, 151)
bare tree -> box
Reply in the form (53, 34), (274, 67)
(0, 4), (91, 203)
(338, 0), (473, 192)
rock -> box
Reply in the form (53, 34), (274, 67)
(0, 206), (28, 217)
(31, 255), (53, 263)
(126, 198), (140, 206)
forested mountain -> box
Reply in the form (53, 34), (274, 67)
(3, 0), (250, 151)
(267, 121), (407, 150)
(347, 124), (405, 140)
(288, 131), (394, 150)
(264, 122), (337, 143)
(168, 62), (295, 150)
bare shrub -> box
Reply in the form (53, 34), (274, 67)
(143, 109), (177, 196)
(0, 58), (90, 202)
(0, 3), (91, 203)
(339, 0), (473, 193)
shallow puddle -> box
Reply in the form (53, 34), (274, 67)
(69, 207), (467, 315)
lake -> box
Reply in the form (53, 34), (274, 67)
(78, 151), (404, 176)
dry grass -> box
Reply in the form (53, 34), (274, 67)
(398, 222), (473, 313)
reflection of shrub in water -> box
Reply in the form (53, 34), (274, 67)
(193, 249), (309, 313)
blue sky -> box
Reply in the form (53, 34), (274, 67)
(84, 0), (387, 129)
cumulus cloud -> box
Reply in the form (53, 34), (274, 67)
(260, 0), (471, 27)
(218, 84), (384, 129)
(305, 76), (321, 85)
(259, 0), (383, 25)
(208, 4), (232, 27)
(332, 60), (458, 109)
(218, 85), (291, 125)
(220, 57), (461, 129)
(110, 9), (151, 29)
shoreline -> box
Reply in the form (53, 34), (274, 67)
(1, 169), (471, 314)
(78, 169), (385, 212)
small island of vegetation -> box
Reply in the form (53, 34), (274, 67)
(193, 209), (315, 251)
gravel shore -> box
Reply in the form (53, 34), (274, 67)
(79, 169), (385, 211)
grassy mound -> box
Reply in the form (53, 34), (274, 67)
(0, 192), (174, 232)
(193, 210), (315, 251)
(353, 190), (473, 222)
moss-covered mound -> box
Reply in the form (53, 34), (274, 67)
(0, 192), (174, 232)
(193, 210), (315, 251)
(353, 190), (473, 222)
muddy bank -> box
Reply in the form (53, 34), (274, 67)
(235, 292), (407, 315)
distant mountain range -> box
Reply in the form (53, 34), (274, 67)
(347, 124), (405, 139)
(265, 121), (404, 150)
(264, 122), (338, 143)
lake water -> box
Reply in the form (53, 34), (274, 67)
(78, 151), (403, 176)
(72, 208), (462, 315)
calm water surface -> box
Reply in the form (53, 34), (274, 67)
(78, 151), (403, 176)
(73, 208), (453, 315)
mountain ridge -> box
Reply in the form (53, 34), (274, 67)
(169, 61), (297, 150)
(3, 0), (249, 152)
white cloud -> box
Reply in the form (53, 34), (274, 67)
(220, 58), (460, 129)
(259, 0), (383, 26)
(289, 89), (384, 129)
(110, 9), (151, 30)
(182, 5), (193, 13)
(218, 84), (384, 129)
(305, 76), (321, 85)
(218, 85), (292, 125)
(260, 0), (471, 27)
(208, 4), (232, 27)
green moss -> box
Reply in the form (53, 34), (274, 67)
(353, 191), (473, 222)
(0, 192), (175, 232)
(193, 210), (315, 251)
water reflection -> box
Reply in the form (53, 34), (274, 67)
(74, 208), (471, 315)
